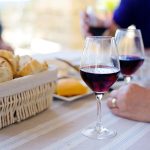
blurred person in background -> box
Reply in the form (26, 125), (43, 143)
(81, 0), (150, 50)
(0, 21), (13, 53)
(81, 0), (150, 122)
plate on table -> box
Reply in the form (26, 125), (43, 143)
(53, 89), (93, 102)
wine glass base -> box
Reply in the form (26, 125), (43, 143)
(81, 126), (117, 140)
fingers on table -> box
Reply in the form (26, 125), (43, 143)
(107, 97), (118, 109)
(107, 98), (130, 119)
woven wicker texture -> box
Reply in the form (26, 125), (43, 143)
(0, 82), (55, 128)
(0, 67), (57, 129)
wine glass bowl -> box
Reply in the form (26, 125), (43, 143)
(80, 65), (119, 93)
(86, 6), (107, 36)
(80, 36), (120, 139)
(115, 29), (145, 83)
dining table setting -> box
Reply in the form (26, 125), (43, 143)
(0, 31), (150, 150)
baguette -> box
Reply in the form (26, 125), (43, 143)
(0, 57), (13, 83)
(17, 59), (48, 77)
(0, 50), (17, 75)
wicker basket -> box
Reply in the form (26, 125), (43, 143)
(0, 66), (57, 129)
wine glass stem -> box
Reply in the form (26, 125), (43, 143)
(96, 94), (103, 132)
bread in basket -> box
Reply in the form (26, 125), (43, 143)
(0, 50), (57, 129)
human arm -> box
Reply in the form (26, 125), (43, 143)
(80, 0), (136, 37)
(107, 83), (150, 122)
(0, 38), (14, 53)
(0, 22), (14, 53)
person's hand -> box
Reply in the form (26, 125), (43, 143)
(107, 83), (150, 122)
(80, 11), (92, 37)
(80, 11), (105, 38)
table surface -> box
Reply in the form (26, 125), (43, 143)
(1, 50), (150, 150)
(0, 94), (150, 150)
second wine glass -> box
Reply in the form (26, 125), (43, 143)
(115, 29), (145, 83)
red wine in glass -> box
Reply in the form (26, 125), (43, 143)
(119, 55), (144, 76)
(80, 65), (119, 93)
(115, 29), (145, 83)
(89, 26), (106, 36)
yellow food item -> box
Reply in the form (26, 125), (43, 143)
(17, 59), (48, 77)
(42, 61), (49, 70)
(0, 57), (13, 83)
(0, 50), (17, 75)
(18, 55), (32, 71)
(56, 78), (88, 96)
(0, 51), (49, 83)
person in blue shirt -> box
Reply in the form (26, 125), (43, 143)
(81, 0), (150, 122)
(114, 0), (150, 49)
(81, 0), (150, 49)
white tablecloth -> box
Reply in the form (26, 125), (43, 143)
(0, 94), (150, 150)
(1, 50), (149, 150)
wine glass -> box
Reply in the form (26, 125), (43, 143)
(115, 29), (145, 83)
(80, 36), (120, 139)
(85, 6), (107, 36)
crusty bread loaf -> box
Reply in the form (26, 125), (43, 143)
(0, 57), (13, 83)
(0, 50), (17, 75)
(0, 51), (48, 82)
(17, 55), (32, 71)
(17, 59), (48, 77)
(56, 77), (88, 96)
